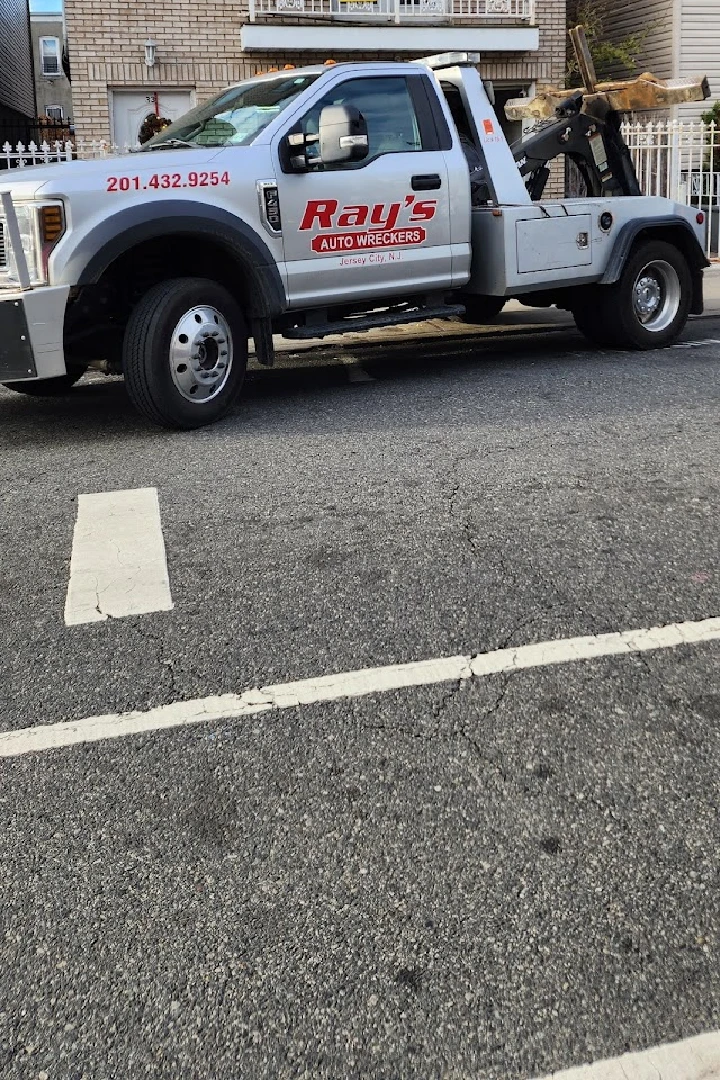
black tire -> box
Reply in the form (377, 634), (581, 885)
(460, 295), (506, 325)
(574, 240), (692, 351)
(572, 301), (621, 347)
(123, 277), (248, 430)
(2, 369), (86, 396)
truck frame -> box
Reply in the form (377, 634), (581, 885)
(0, 40), (710, 429)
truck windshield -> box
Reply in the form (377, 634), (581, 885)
(142, 74), (320, 150)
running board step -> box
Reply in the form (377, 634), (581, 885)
(282, 305), (466, 341)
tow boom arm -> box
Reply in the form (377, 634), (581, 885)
(505, 26), (710, 200)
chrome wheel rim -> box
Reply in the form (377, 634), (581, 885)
(169, 305), (233, 403)
(632, 260), (681, 333)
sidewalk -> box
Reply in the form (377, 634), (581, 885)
(265, 263), (720, 360)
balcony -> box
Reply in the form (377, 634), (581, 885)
(248, 0), (535, 20)
(242, 0), (538, 51)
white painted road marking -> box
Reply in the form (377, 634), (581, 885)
(536, 1029), (720, 1079)
(672, 338), (720, 348)
(2, 616), (720, 758)
(64, 487), (173, 626)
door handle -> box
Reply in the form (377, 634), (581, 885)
(411, 173), (442, 191)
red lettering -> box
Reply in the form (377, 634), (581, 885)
(370, 202), (401, 230)
(337, 205), (368, 228)
(299, 199), (338, 231)
(408, 200), (437, 223)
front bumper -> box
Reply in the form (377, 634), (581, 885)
(0, 287), (69, 382)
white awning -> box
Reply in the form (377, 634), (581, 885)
(241, 24), (540, 53)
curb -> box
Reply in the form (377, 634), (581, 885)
(255, 321), (573, 362)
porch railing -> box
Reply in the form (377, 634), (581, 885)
(248, 0), (534, 22)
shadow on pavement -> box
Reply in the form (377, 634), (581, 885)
(0, 320), (715, 448)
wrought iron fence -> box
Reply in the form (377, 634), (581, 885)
(0, 121), (73, 156)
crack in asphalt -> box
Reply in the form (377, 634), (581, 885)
(431, 678), (464, 721)
(458, 674), (511, 768)
(132, 622), (178, 697)
(92, 608), (178, 698)
(446, 448), (487, 562)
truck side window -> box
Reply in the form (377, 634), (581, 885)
(301, 77), (423, 168)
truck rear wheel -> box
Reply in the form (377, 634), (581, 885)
(574, 240), (691, 350)
(123, 277), (247, 430)
(572, 302), (620, 347)
(2, 369), (86, 396)
(460, 295), (506, 325)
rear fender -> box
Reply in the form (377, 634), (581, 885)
(601, 216), (708, 315)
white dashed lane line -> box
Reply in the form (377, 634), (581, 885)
(673, 338), (720, 348)
(3, 615), (719, 758)
(64, 487), (173, 626)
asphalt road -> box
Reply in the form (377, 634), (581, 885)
(1, 312), (720, 1079)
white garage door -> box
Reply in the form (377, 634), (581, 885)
(111, 90), (195, 148)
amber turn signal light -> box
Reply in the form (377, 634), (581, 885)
(40, 204), (64, 244)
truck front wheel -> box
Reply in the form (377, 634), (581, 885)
(123, 277), (248, 430)
(573, 240), (692, 350)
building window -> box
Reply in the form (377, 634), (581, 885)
(40, 37), (61, 77)
(46, 105), (64, 121)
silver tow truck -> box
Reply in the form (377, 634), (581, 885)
(0, 47), (710, 429)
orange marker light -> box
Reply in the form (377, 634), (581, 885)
(40, 205), (64, 244)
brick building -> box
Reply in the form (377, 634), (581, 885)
(63, 0), (566, 146)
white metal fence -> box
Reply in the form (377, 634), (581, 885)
(1, 140), (131, 168)
(621, 120), (720, 259)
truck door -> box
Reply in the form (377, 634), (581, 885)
(273, 73), (454, 309)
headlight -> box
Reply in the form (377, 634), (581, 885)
(2, 201), (65, 287)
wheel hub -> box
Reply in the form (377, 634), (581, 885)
(631, 260), (681, 333)
(169, 305), (233, 403)
(635, 275), (662, 317)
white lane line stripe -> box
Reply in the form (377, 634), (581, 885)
(2, 616), (720, 759)
(64, 487), (173, 626)
(672, 338), (720, 348)
(535, 1029), (720, 1079)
